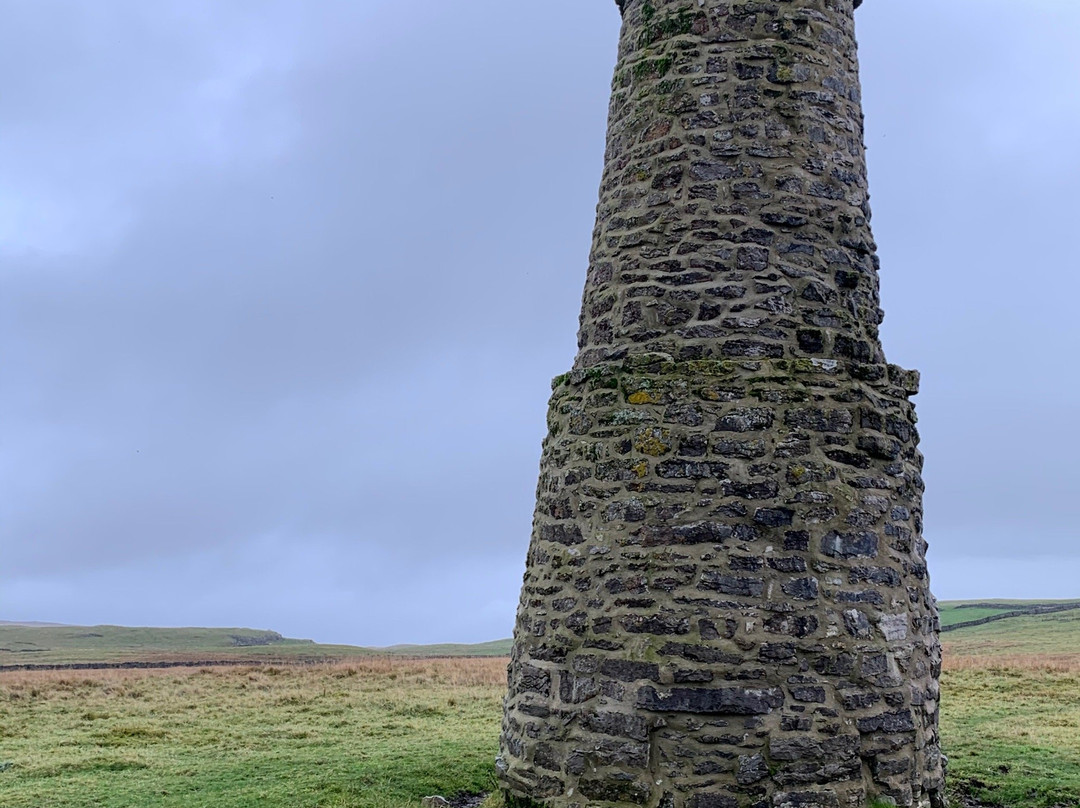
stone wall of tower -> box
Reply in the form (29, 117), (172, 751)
(499, 2), (945, 808)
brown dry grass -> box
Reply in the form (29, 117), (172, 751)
(327, 655), (508, 686)
(11, 651), (1076, 693)
(12, 651), (1078, 690)
(0, 656), (509, 691)
(942, 651), (1080, 674)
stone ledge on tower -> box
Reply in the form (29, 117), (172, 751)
(616, 0), (865, 11)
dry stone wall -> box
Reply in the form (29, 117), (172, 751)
(500, 2), (944, 807)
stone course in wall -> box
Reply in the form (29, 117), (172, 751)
(500, 2), (944, 807)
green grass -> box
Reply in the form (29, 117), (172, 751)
(942, 608), (1080, 657)
(937, 605), (1013, 627)
(0, 658), (504, 808)
(936, 603), (1080, 807)
(942, 664), (1080, 807)
(2, 605), (1078, 807)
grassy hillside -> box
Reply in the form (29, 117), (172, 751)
(0, 624), (352, 667)
(378, 639), (513, 657)
(0, 624), (513, 668)
(939, 598), (1080, 630)
(940, 600), (1080, 657)
(938, 604), (1014, 627)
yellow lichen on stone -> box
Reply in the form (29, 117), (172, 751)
(634, 427), (672, 456)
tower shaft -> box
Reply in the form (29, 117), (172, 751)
(500, 2), (945, 806)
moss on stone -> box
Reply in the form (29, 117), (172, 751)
(631, 56), (674, 80)
(655, 78), (684, 96)
(773, 64), (796, 82)
(637, 7), (694, 49)
(684, 359), (738, 376)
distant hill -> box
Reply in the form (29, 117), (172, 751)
(5, 600), (1076, 669)
(939, 598), (1080, 629)
(939, 599), (1080, 657)
(0, 623), (511, 668)
(378, 638), (513, 657)
(0, 624), (347, 668)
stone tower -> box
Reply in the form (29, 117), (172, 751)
(499, 1), (945, 807)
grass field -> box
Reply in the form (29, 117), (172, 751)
(938, 599), (1080, 630)
(1, 603), (1078, 807)
(941, 658), (1080, 807)
(0, 658), (503, 808)
(938, 606), (1014, 628)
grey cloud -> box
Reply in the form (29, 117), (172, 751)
(2, 1), (1078, 645)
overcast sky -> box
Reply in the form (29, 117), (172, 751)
(2, 0), (1078, 646)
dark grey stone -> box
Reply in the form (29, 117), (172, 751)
(821, 531), (879, 559)
(857, 710), (917, 734)
(699, 572), (765, 598)
(636, 685), (784, 715)
(599, 659), (661, 682)
(754, 507), (795, 527)
(580, 710), (650, 742)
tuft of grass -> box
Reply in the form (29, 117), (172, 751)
(477, 792), (505, 808)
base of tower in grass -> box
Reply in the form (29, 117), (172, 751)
(500, 355), (943, 808)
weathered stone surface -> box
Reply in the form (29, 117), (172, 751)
(737, 754), (770, 785)
(636, 685), (784, 714)
(500, 1), (942, 807)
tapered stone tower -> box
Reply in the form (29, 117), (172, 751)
(499, 2), (945, 807)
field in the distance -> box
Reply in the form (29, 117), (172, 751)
(0, 624), (511, 668)
(1, 602), (1078, 808)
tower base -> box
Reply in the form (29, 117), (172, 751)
(499, 355), (945, 808)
